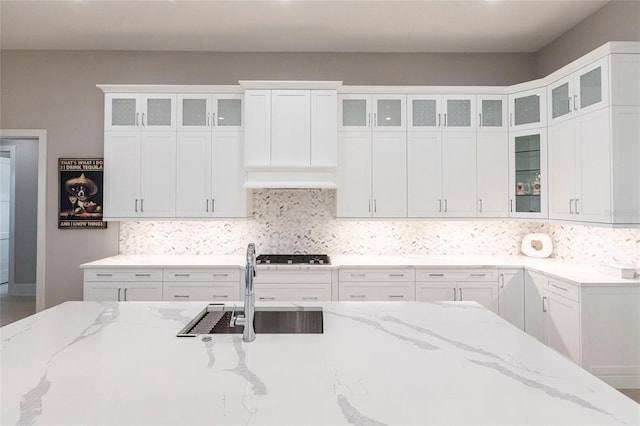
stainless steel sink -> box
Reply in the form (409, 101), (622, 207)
(177, 304), (323, 337)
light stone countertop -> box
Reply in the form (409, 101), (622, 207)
(1, 300), (638, 425)
(80, 254), (640, 285)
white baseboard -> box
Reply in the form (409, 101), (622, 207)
(8, 283), (36, 296)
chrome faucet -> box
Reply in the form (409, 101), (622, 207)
(232, 243), (256, 342)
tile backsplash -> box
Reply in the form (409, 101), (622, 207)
(120, 189), (640, 268)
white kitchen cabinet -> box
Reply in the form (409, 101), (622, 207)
(415, 269), (499, 314)
(338, 94), (406, 132)
(177, 94), (243, 131)
(105, 94), (176, 132)
(524, 270), (546, 342)
(407, 95), (476, 132)
(104, 131), (176, 219)
(498, 268), (524, 330)
(442, 95), (477, 131)
(441, 133), (477, 217)
(176, 130), (249, 218)
(339, 268), (415, 301)
(337, 131), (407, 218)
(477, 132), (509, 217)
(478, 95), (508, 132)
(543, 279), (581, 364)
(83, 269), (163, 301)
(245, 89), (337, 167)
(508, 128), (548, 219)
(508, 87), (546, 131)
(163, 268), (241, 301)
(254, 269), (333, 302)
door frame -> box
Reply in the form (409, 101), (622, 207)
(0, 129), (47, 312)
(0, 145), (16, 289)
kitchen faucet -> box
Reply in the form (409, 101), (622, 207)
(231, 243), (256, 342)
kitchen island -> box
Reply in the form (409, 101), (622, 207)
(1, 301), (638, 425)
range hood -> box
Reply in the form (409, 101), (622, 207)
(241, 80), (341, 189)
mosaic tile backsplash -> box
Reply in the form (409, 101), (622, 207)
(120, 189), (640, 268)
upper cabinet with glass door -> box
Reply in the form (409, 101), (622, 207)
(407, 95), (476, 132)
(177, 94), (243, 131)
(508, 88), (546, 131)
(105, 94), (176, 132)
(338, 94), (405, 132)
(548, 56), (609, 126)
(477, 95), (508, 132)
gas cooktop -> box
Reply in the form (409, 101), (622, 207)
(256, 254), (331, 265)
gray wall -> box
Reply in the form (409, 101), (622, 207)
(0, 50), (537, 307)
(0, 139), (38, 286)
(536, 1), (640, 77)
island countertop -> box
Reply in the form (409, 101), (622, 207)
(2, 301), (638, 425)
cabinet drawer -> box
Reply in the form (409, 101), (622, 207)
(255, 284), (331, 302)
(164, 284), (240, 301)
(339, 269), (415, 282)
(546, 278), (579, 302)
(254, 269), (332, 284)
(84, 269), (162, 282)
(339, 283), (415, 301)
(163, 269), (240, 282)
(416, 269), (496, 282)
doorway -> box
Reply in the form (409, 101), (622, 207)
(0, 130), (47, 325)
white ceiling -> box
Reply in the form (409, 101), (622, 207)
(0, 0), (610, 53)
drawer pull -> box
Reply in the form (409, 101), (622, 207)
(389, 274), (404, 278)
(302, 296), (318, 300)
(174, 274), (190, 277)
(174, 295), (190, 298)
(350, 273), (366, 278)
(470, 273), (486, 277)
(212, 295), (228, 298)
(135, 274), (152, 277)
(429, 273), (445, 277)
(550, 283), (569, 292)
(350, 295), (366, 298)
(213, 274), (229, 277)
(96, 273), (113, 277)
(259, 296), (275, 300)
(388, 295), (404, 298)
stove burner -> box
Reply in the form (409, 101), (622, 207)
(256, 254), (331, 265)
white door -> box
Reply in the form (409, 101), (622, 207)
(499, 269), (525, 330)
(139, 132), (176, 218)
(337, 132), (372, 218)
(524, 271), (545, 342)
(372, 95), (406, 132)
(407, 132), (442, 217)
(84, 282), (123, 301)
(105, 94), (140, 132)
(548, 119), (576, 220)
(211, 131), (247, 218)
(244, 90), (271, 166)
(124, 282), (163, 301)
(575, 107), (611, 223)
(176, 132), (212, 218)
(544, 291), (581, 364)
(477, 132), (508, 217)
(548, 75), (574, 126)
(177, 94), (212, 131)
(271, 90), (311, 166)
(442, 132), (477, 217)
(416, 282), (457, 303)
(372, 132), (407, 218)
(140, 94), (176, 131)
(213, 94), (243, 131)
(574, 56), (609, 118)
(0, 156), (9, 284)
(509, 87), (546, 131)
(310, 90), (338, 167)
(509, 129), (548, 219)
(407, 95), (442, 132)
(442, 95), (476, 131)
(477, 95), (508, 132)
(459, 282), (499, 314)
(104, 132), (141, 218)
(338, 94), (371, 132)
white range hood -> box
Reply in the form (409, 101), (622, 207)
(243, 166), (337, 189)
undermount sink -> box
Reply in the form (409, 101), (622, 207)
(177, 304), (323, 337)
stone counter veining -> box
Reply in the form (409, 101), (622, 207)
(1, 301), (638, 425)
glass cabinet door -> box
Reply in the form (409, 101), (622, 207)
(509, 88), (546, 131)
(141, 94), (176, 131)
(478, 95), (507, 132)
(214, 95), (243, 130)
(576, 56), (609, 116)
(510, 129), (547, 218)
(178, 95), (211, 131)
(407, 95), (440, 131)
(373, 95), (405, 131)
(442, 95), (476, 131)
(338, 95), (371, 131)
(105, 94), (139, 131)
(550, 80), (572, 123)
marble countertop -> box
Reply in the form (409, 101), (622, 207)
(2, 301), (639, 425)
(81, 254), (640, 285)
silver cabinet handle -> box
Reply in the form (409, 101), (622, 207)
(142, 112), (146, 126)
(302, 296), (318, 301)
(499, 273), (504, 289)
(453, 288), (457, 301)
(174, 295), (190, 298)
(429, 273), (444, 277)
(207, 112), (211, 126)
(135, 112), (139, 126)
(174, 273), (190, 277)
(368, 199), (371, 213)
(124, 288), (128, 301)
(479, 198), (483, 213)
(373, 199), (377, 213)
(389, 274), (404, 277)
(470, 273), (486, 277)
(575, 198), (580, 215)
(568, 98), (572, 112)
(388, 295), (404, 299)
(96, 273), (113, 277)
(135, 199), (138, 213)
(259, 296), (276, 300)
(117, 288), (121, 301)
(510, 199), (514, 213)
(459, 288), (463, 300)
(212, 199), (215, 213)
(374, 112), (377, 127)
(350, 295), (366, 299)
(206, 199), (209, 212)
(444, 199), (448, 213)
(569, 198), (574, 214)
(212, 273), (229, 277)
(437, 113), (441, 127)
(135, 273), (151, 277)
(478, 113), (482, 127)
(510, 112), (513, 127)
(438, 199), (442, 213)
(550, 283), (569, 292)
(444, 113), (447, 127)
(350, 273), (366, 278)
(140, 199), (144, 213)
(211, 112), (216, 126)
(573, 94), (578, 111)
(212, 294), (229, 299)
(542, 296), (547, 312)
(367, 113), (370, 127)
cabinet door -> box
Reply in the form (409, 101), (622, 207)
(105, 94), (140, 131)
(548, 75), (574, 125)
(84, 282), (123, 301)
(372, 95), (406, 132)
(176, 132), (212, 218)
(498, 269), (524, 330)
(548, 120), (576, 220)
(338, 94), (371, 131)
(104, 132), (141, 218)
(442, 132), (476, 217)
(336, 132), (372, 218)
(544, 290), (581, 364)
(372, 132), (407, 218)
(257, 285), (332, 302)
(271, 90), (311, 166)
(459, 281), (499, 314)
(340, 283), (415, 301)
(213, 94), (243, 130)
(123, 282), (163, 301)
(575, 108), (611, 223)
(509, 129), (547, 218)
(442, 95), (476, 131)
(407, 132), (442, 217)
(177, 94), (212, 131)
(477, 132), (509, 217)
(524, 271), (545, 342)
(478, 95), (507, 132)
(311, 90), (338, 167)
(416, 282), (457, 303)
(139, 132), (176, 217)
(407, 95), (441, 132)
(141, 94), (176, 131)
(509, 88), (546, 131)
(211, 131), (248, 218)
(575, 56), (609, 118)
(244, 90), (271, 166)
(165, 285), (240, 302)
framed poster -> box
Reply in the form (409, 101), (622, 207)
(58, 158), (107, 229)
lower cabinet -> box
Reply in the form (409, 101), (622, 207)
(498, 268), (525, 330)
(163, 268), (241, 301)
(83, 269), (163, 301)
(415, 269), (499, 314)
(338, 269), (415, 301)
(254, 269), (332, 302)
